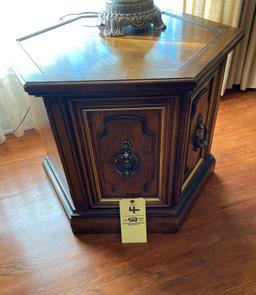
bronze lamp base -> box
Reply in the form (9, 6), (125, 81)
(99, 0), (166, 36)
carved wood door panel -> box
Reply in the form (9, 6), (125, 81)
(84, 109), (161, 198)
(69, 96), (179, 209)
(183, 79), (213, 183)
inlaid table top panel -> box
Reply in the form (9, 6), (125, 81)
(15, 11), (243, 90)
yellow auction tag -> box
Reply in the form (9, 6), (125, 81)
(119, 198), (147, 243)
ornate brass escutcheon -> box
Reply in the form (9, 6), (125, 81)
(113, 140), (140, 177)
(193, 113), (208, 151)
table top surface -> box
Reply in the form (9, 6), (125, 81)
(15, 11), (243, 93)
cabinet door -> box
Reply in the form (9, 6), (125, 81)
(86, 109), (161, 199)
(69, 98), (179, 209)
(183, 78), (214, 184)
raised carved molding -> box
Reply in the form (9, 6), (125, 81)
(98, 114), (155, 139)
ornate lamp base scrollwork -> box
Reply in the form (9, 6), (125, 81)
(99, 0), (166, 36)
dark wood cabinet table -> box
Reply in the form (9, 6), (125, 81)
(15, 12), (243, 233)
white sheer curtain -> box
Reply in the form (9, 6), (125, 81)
(0, 0), (102, 144)
(0, 68), (33, 143)
(183, 0), (256, 93)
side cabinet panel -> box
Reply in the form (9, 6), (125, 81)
(183, 72), (218, 188)
(184, 84), (212, 179)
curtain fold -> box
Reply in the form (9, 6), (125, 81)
(240, 7), (256, 90)
(183, 0), (256, 92)
(227, 0), (256, 90)
(0, 68), (34, 144)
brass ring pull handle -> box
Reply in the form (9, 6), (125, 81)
(193, 113), (208, 151)
(113, 140), (140, 177)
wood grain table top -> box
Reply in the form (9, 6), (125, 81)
(14, 12), (243, 95)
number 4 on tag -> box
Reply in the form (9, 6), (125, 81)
(119, 198), (147, 243)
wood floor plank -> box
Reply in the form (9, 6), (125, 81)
(0, 90), (256, 295)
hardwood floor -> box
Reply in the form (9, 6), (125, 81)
(0, 90), (256, 295)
